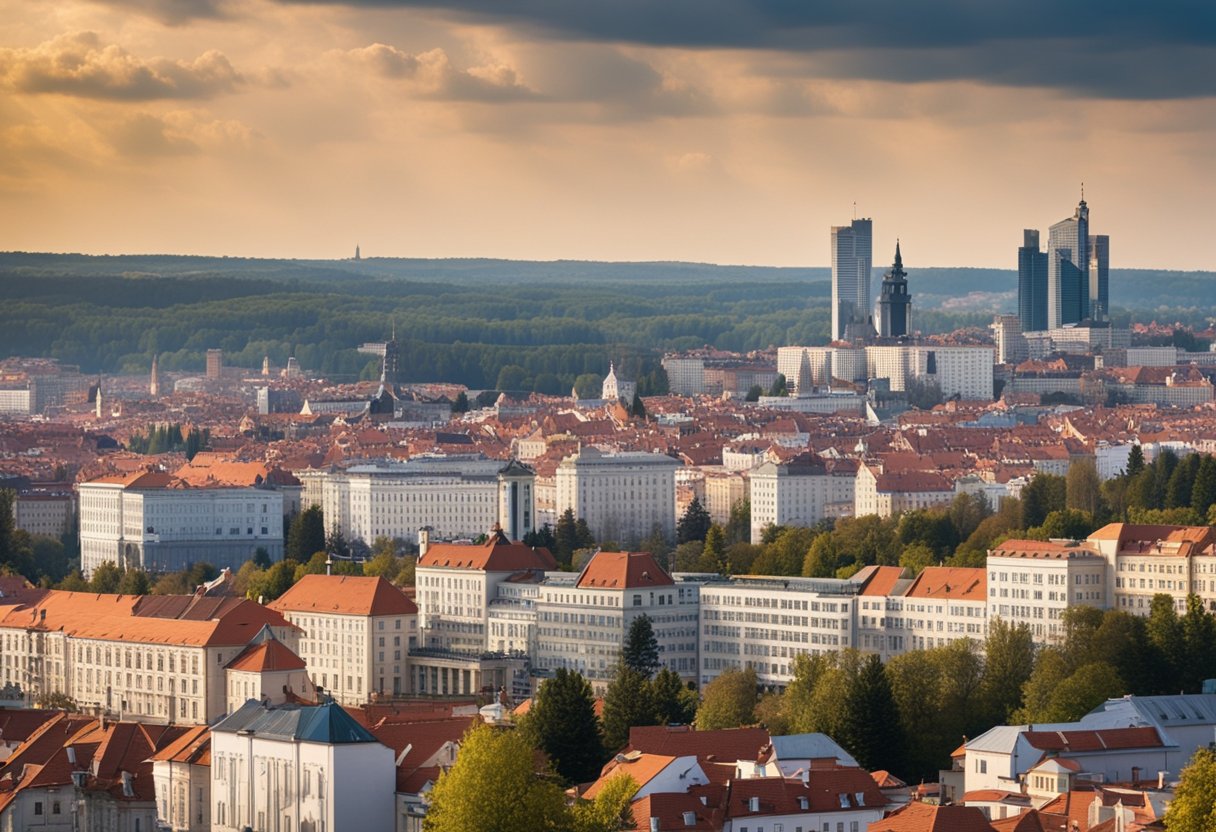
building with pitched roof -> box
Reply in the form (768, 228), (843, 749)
(0, 590), (296, 724)
(224, 624), (315, 713)
(149, 724), (211, 832)
(269, 575), (418, 706)
(534, 550), (700, 688)
(78, 466), (286, 576)
(210, 700), (395, 832)
(555, 447), (680, 545)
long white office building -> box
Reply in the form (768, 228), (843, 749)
(298, 455), (535, 545)
(79, 471), (285, 576)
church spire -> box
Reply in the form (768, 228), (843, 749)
(894, 239), (902, 270)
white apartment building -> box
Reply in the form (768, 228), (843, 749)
(880, 566), (987, 654)
(661, 355), (706, 395)
(0, 590), (297, 724)
(210, 700), (395, 832)
(703, 467), (747, 526)
(749, 458), (855, 543)
(535, 551), (700, 689)
(416, 529), (556, 654)
(698, 576), (860, 688)
(1086, 523), (1216, 614)
(986, 539), (1107, 642)
(78, 470), (284, 576)
(864, 344), (995, 401)
(555, 447), (679, 544)
(269, 575), (419, 705)
(12, 488), (74, 538)
(776, 346), (868, 394)
(854, 463), (955, 518)
(151, 725), (212, 832)
(297, 456), (535, 546)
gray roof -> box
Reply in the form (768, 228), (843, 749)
(1083, 694), (1216, 728)
(965, 723), (1076, 754)
(770, 733), (858, 767)
(212, 700), (378, 744)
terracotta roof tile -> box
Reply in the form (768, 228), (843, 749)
(576, 551), (674, 590)
(269, 575), (417, 617)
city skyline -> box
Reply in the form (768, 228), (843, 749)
(0, 2), (1213, 268)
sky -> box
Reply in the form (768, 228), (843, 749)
(1, 1), (1214, 268)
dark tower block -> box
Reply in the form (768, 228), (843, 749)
(878, 241), (912, 338)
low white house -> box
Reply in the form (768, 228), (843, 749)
(210, 700), (395, 832)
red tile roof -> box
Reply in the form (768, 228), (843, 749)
(226, 637), (307, 672)
(625, 725), (769, 763)
(419, 528), (557, 572)
(576, 551), (674, 589)
(905, 567), (986, 602)
(269, 575), (417, 617)
(868, 802), (996, 832)
(1021, 727), (1164, 753)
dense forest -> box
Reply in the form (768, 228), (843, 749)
(2, 253), (1212, 392)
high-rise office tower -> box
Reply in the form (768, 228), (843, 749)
(877, 241), (911, 338)
(1047, 196), (1090, 329)
(1089, 234), (1109, 322)
(831, 218), (873, 342)
(1018, 229), (1049, 332)
(206, 348), (224, 380)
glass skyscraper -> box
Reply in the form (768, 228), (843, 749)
(1047, 197), (1090, 329)
(831, 218), (873, 342)
(1089, 234), (1109, 322)
(1018, 229), (1048, 332)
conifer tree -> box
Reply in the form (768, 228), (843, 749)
(526, 668), (604, 785)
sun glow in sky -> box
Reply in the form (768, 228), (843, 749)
(2, 1), (1214, 268)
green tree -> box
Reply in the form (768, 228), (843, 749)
(1181, 594), (1216, 694)
(768, 374), (788, 397)
(697, 525), (727, 574)
(34, 691), (79, 711)
(601, 665), (657, 752)
(1065, 458), (1102, 516)
(248, 560), (296, 602)
(571, 773), (639, 832)
(553, 508), (580, 567)
(451, 391), (469, 413)
(1020, 473), (1066, 528)
(1164, 747), (1216, 832)
(1147, 593), (1185, 693)
(725, 498), (751, 545)
(981, 618), (1036, 724)
(677, 497), (712, 544)
(0, 490), (15, 571)
(744, 385), (763, 402)
(1125, 444), (1145, 477)
(525, 668), (605, 785)
(899, 542), (937, 574)
(285, 506), (325, 563)
(839, 653), (903, 773)
(1192, 455), (1216, 518)
(651, 668), (696, 726)
(1029, 509), (1094, 541)
(622, 615), (661, 678)
(117, 568), (151, 596)
(695, 667), (757, 730)
(89, 561), (122, 593)
(424, 723), (569, 832)
(575, 518), (596, 549)
(628, 392), (646, 420)
(57, 570), (89, 592)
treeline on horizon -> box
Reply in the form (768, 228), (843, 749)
(1, 253), (1213, 391)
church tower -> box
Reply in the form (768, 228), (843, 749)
(877, 241), (912, 338)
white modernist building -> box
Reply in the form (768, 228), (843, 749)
(298, 455), (535, 545)
(555, 447), (679, 544)
(749, 457), (855, 544)
(78, 471), (284, 576)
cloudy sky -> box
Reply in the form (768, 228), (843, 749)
(2, 1), (1213, 268)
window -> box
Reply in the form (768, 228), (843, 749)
(34, 802), (43, 816)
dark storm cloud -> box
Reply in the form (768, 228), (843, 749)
(287, 0), (1216, 99)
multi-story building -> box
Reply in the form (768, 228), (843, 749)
(854, 463), (954, 518)
(1086, 523), (1216, 614)
(986, 539), (1107, 642)
(881, 566), (987, 653)
(555, 447), (679, 544)
(992, 314), (1028, 364)
(268, 575), (418, 705)
(601, 363), (636, 403)
(150, 724), (212, 832)
(702, 468), (747, 526)
(0, 589), (297, 724)
(698, 575), (861, 688)
(12, 484), (74, 538)
(831, 218), (873, 342)
(661, 355), (706, 396)
(297, 455), (535, 546)
(210, 700), (395, 832)
(1018, 229), (1048, 333)
(749, 457), (854, 544)
(205, 349), (223, 380)
(863, 344), (995, 401)
(534, 551), (700, 689)
(78, 470), (285, 576)
(1047, 196), (1090, 329)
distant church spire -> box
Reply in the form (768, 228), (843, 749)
(354, 244), (361, 261)
(894, 238), (902, 270)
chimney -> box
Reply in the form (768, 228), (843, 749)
(419, 526), (431, 557)
(650, 818), (660, 832)
(1131, 766), (1140, 787)
(1158, 770), (1167, 789)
